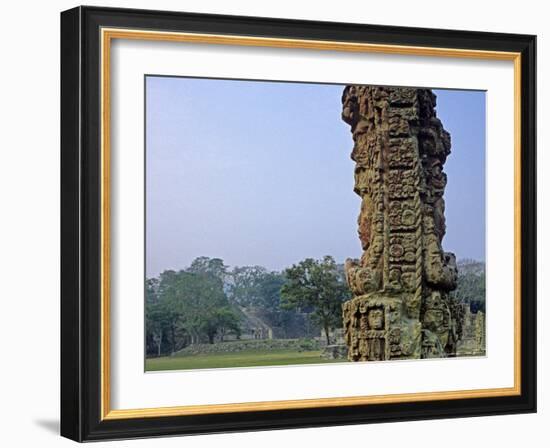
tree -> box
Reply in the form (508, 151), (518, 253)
(188, 257), (228, 284)
(451, 260), (486, 313)
(145, 277), (168, 356)
(199, 307), (241, 343)
(145, 273), (184, 355)
(229, 266), (286, 310)
(169, 269), (231, 344)
(144, 258), (243, 353)
(281, 256), (350, 345)
(229, 265), (267, 306)
(145, 300), (172, 356)
(256, 272), (286, 310)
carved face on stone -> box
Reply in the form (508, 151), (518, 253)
(388, 269), (402, 290)
(429, 159), (447, 192)
(367, 308), (385, 330)
(444, 252), (457, 272)
(388, 305), (401, 324)
(423, 292), (449, 333)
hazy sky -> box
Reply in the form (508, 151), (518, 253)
(145, 76), (485, 278)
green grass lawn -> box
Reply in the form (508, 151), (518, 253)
(145, 349), (343, 371)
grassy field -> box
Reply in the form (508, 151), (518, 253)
(146, 349), (343, 371)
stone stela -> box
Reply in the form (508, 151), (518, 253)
(341, 86), (463, 361)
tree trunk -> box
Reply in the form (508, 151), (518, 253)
(157, 329), (163, 357)
(170, 324), (176, 354)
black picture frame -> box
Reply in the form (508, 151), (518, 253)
(61, 5), (536, 442)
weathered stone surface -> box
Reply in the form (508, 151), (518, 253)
(341, 86), (463, 361)
(321, 344), (348, 360)
(456, 306), (486, 357)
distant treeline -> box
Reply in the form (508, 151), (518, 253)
(145, 257), (485, 357)
(146, 256), (350, 357)
(451, 259), (486, 314)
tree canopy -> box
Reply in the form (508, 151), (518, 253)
(280, 256), (350, 345)
(451, 259), (486, 313)
(145, 262), (240, 355)
(229, 265), (286, 310)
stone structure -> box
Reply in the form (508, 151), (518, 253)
(319, 328), (345, 345)
(341, 86), (463, 361)
(321, 344), (348, 360)
(456, 306), (486, 356)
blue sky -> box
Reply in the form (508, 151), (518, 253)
(145, 76), (485, 277)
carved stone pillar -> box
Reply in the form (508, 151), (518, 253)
(341, 86), (462, 361)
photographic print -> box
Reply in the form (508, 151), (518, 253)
(144, 77), (486, 372)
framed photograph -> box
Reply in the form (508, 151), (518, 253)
(60, 6), (536, 441)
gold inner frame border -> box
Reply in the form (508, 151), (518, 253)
(99, 27), (522, 420)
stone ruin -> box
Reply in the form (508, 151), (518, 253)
(341, 85), (463, 361)
(456, 305), (486, 357)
